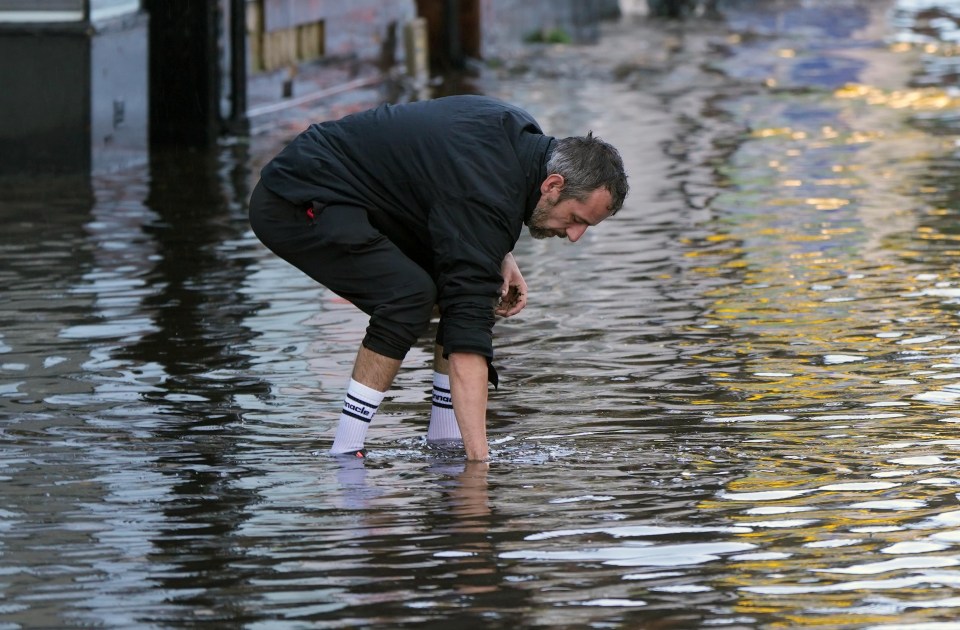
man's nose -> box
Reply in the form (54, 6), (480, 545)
(566, 224), (588, 242)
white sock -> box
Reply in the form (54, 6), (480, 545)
(330, 379), (385, 454)
(427, 372), (462, 443)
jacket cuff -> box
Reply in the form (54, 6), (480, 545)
(440, 342), (499, 389)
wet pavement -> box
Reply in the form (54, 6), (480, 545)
(6, 0), (960, 627)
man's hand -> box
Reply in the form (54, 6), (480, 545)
(497, 252), (527, 317)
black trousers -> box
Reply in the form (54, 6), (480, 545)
(248, 180), (435, 361)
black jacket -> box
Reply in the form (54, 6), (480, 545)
(260, 95), (555, 364)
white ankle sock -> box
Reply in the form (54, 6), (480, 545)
(427, 372), (462, 443)
(330, 379), (385, 454)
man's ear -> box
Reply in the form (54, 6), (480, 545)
(541, 173), (565, 195)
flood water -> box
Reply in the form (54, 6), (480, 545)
(5, 0), (960, 627)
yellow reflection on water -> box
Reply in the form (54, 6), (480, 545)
(686, 47), (960, 622)
(836, 83), (960, 111)
(803, 197), (850, 211)
(814, 178), (859, 186)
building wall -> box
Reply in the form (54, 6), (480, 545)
(90, 14), (149, 172)
(0, 28), (90, 174)
(250, 0), (416, 72)
(0, 13), (148, 176)
(248, 0), (622, 75)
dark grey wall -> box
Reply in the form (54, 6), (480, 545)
(0, 27), (91, 174)
(0, 16), (148, 176)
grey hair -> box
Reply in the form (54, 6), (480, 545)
(546, 132), (629, 215)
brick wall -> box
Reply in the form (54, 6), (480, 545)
(249, 0), (415, 72)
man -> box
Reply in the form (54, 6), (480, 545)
(249, 95), (628, 461)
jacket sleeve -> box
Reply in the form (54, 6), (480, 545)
(428, 198), (516, 363)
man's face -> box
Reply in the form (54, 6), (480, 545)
(528, 186), (613, 242)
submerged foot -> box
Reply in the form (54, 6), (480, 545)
(331, 448), (367, 459)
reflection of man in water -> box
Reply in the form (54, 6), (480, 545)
(248, 95), (628, 461)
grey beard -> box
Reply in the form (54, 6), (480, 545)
(528, 225), (555, 239)
(527, 202), (555, 239)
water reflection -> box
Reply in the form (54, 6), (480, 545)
(10, 0), (960, 626)
(0, 141), (273, 626)
(471, 0), (960, 626)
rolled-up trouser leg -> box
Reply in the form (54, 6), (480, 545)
(249, 181), (435, 360)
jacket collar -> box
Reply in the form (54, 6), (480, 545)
(523, 135), (556, 223)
